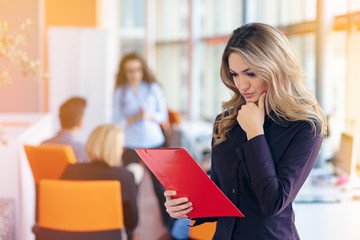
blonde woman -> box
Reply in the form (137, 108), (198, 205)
(164, 23), (326, 239)
(61, 124), (138, 240)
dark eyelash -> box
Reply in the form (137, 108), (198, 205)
(247, 72), (256, 77)
(230, 72), (238, 77)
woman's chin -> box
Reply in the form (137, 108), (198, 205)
(245, 99), (258, 103)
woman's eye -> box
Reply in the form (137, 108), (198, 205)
(247, 72), (256, 77)
(230, 72), (238, 77)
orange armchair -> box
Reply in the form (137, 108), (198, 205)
(189, 220), (217, 240)
(24, 144), (78, 223)
(37, 179), (124, 240)
(24, 144), (77, 184)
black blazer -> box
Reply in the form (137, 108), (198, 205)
(196, 113), (322, 240)
(60, 161), (139, 234)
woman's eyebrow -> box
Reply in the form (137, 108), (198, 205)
(229, 68), (250, 73)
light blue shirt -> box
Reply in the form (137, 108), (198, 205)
(113, 81), (168, 148)
(41, 130), (88, 163)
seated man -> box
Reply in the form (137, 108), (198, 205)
(42, 97), (88, 163)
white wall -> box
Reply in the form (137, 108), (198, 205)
(48, 27), (117, 142)
(0, 113), (56, 240)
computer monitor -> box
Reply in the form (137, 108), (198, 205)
(334, 132), (359, 182)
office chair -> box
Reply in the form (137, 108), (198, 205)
(24, 144), (78, 224)
(37, 179), (124, 240)
(24, 144), (77, 184)
(160, 109), (182, 147)
(188, 220), (217, 240)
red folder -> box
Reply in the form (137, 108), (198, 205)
(134, 148), (244, 218)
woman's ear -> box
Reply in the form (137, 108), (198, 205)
(76, 118), (84, 129)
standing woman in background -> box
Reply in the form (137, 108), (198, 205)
(113, 52), (172, 240)
(113, 52), (168, 150)
(164, 23), (327, 239)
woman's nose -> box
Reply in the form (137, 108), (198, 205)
(236, 77), (250, 92)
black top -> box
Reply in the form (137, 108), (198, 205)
(60, 161), (139, 234)
(196, 113), (322, 240)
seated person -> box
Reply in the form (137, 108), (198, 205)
(61, 124), (139, 239)
(42, 97), (88, 163)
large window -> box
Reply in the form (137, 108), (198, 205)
(156, 43), (188, 114)
(198, 0), (242, 37)
(119, 0), (145, 55)
(289, 34), (316, 92)
(154, 0), (244, 120)
(114, 0), (360, 166)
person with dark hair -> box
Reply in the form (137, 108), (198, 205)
(42, 96), (88, 163)
(113, 52), (171, 240)
(164, 23), (327, 239)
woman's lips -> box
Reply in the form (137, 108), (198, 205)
(242, 93), (254, 99)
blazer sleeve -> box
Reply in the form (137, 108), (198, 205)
(241, 122), (322, 216)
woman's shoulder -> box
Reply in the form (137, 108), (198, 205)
(212, 109), (237, 137)
(114, 84), (127, 93)
(286, 119), (324, 141)
(111, 166), (134, 178)
(60, 163), (91, 179)
(146, 81), (161, 90)
(269, 112), (319, 129)
(64, 162), (89, 170)
(110, 166), (137, 187)
(214, 109), (233, 122)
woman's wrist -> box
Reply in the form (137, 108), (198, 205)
(127, 114), (139, 125)
(146, 114), (155, 121)
(246, 129), (264, 140)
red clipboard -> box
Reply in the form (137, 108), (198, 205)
(134, 148), (244, 218)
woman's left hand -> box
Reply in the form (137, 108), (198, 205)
(237, 92), (266, 140)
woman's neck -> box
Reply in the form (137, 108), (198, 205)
(129, 80), (141, 92)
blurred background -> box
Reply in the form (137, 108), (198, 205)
(1, 0), (360, 156)
(1, 0), (360, 240)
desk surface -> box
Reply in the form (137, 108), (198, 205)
(294, 200), (360, 240)
(294, 169), (360, 240)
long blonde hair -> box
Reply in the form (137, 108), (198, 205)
(85, 124), (124, 167)
(214, 23), (327, 146)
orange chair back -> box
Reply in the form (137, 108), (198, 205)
(24, 144), (77, 184)
(168, 109), (181, 125)
(38, 179), (124, 231)
(189, 220), (217, 240)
